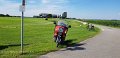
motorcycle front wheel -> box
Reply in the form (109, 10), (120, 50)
(56, 36), (61, 47)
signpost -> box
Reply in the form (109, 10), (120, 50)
(20, 0), (25, 54)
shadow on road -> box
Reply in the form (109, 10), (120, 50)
(65, 46), (85, 51)
(60, 39), (86, 51)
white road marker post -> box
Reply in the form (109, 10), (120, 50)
(20, 0), (25, 54)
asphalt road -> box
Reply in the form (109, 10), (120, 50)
(39, 25), (120, 58)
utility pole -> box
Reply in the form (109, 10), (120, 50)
(20, 0), (25, 54)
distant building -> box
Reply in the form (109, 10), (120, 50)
(62, 12), (67, 19)
(39, 13), (48, 18)
(52, 14), (57, 18)
(33, 12), (68, 19)
(33, 13), (58, 18)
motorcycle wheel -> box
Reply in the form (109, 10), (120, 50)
(56, 36), (61, 47)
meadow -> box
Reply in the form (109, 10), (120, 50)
(0, 17), (100, 58)
(85, 20), (120, 28)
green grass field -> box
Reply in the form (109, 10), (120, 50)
(0, 17), (100, 58)
(85, 20), (120, 28)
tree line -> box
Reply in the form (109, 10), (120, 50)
(0, 14), (20, 17)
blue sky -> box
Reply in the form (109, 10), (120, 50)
(0, 0), (120, 19)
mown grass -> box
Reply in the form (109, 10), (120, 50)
(0, 17), (100, 58)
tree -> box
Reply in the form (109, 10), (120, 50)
(47, 14), (52, 18)
(0, 14), (5, 17)
(6, 14), (10, 17)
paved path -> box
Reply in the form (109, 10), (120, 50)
(39, 25), (120, 58)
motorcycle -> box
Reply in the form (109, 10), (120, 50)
(53, 20), (71, 47)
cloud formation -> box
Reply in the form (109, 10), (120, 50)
(0, 0), (69, 17)
(41, 0), (50, 4)
(0, 0), (20, 16)
(26, 0), (69, 17)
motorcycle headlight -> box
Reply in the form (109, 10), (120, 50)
(59, 28), (63, 32)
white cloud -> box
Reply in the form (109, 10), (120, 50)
(0, 0), (70, 17)
(24, 0), (69, 17)
(28, 0), (36, 4)
(25, 5), (64, 17)
(56, 0), (69, 4)
(41, 0), (50, 4)
(0, 0), (20, 16)
(41, 0), (69, 4)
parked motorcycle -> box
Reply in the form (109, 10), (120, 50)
(53, 20), (71, 47)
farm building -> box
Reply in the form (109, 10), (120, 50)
(33, 13), (58, 18)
